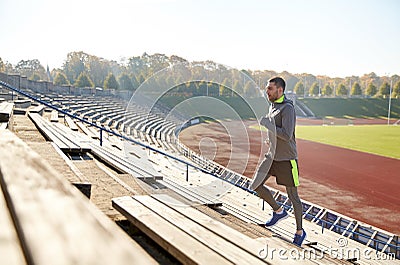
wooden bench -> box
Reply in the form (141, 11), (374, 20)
(29, 105), (45, 115)
(75, 122), (99, 139)
(0, 101), (14, 122)
(65, 116), (79, 131)
(90, 143), (161, 179)
(0, 130), (157, 265)
(14, 99), (31, 109)
(29, 113), (90, 153)
(0, 178), (25, 264)
(50, 110), (58, 122)
(113, 194), (315, 265)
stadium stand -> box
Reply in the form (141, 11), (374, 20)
(113, 194), (316, 265)
(1, 76), (399, 263)
(0, 130), (157, 265)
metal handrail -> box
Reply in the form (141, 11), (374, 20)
(0, 80), (243, 189)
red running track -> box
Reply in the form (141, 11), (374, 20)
(297, 139), (400, 234)
(179, 121), (400, 234)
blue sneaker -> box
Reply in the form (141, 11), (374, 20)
(293, 229), (307, 246)
(265, 209), (289, 227)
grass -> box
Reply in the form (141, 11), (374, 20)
(299, 98), (400, 118)
(296, 125), (400, 159)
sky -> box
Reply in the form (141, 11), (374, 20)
(0, 0), (399, 78)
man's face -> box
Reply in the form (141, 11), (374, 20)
(266, 81), (282, 102)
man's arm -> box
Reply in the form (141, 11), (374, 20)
(275, 104), (295, 141)
(260, 116), (275, 132)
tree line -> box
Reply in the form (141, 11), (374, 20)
(1, 52), (399, 98)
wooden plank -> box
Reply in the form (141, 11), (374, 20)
(90, 144), (159, 179)
(0, 122), (7, 130)
(152, 194), (316, 265)
(112, 196), (232, 265)
(33, 114), (76, 150)
(0, 131), (157, 265)
(50, 110), (58, 122)
(0, 184), (26, 265)
(133, 195), (269, 265)
(29, 105), (44, 115)
(29, 113), (90, 152)
(14, 99), (31, 109)
(65, 116), (79, 131)
(50, 142), (91, 198)
(0, 102), (14, 122)
(29, 113), (70, 150)
(75, 122), (98, 139)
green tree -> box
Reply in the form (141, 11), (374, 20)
(15, 59), (46, 80)
(232, 80), (242, 96)
(0, 57), (4, 72)
(379, 82), (390, 97)
(337, 84), (348, 96)
(104, 73), (119, 89)
(87, 55), (112, 87)
(137, 74), (145, 85)
(351, 82), (362, 96)
(243, 81), (253, 97)
(63, 51), (89, 84)
(393, 81), (400, 98)
(53, 72), (70, 86)
(322, 84), (333, 96)
(30, 73), (41, 81)
(131, 76), (139, 90)
(294, 81), (305, 96)
(365, 83), (377, 97)
(309, 82), (319, 96)
(118, 73), (134, 90)
(74, 72), (94, 88)
(220, 78), (231, 97)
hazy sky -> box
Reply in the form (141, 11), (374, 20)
(1, 0), (399, 77)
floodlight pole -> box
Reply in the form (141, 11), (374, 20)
(387, 78), (393, 125)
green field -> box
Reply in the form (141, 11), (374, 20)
(296, 125), (400, 159)
(299, 98), (400, 119)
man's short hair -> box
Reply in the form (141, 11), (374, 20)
(268, 77), (286, 91)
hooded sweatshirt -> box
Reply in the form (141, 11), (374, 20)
(269, 94), (297, 161)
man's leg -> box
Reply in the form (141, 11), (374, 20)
(253, 158), (281, 211)
(254, 184), (280, 211)
(286, 186), (303, 232)
(286, 185), (307, 246)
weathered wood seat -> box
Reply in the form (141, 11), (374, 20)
(0, 101), (14, 122)
(14, 99), (31, 108)
(0, 180), (25, 264)
(29, 105), (45, 115)
(0, 130), (157, 265)
(29, 113), (90, 153)
(50, 110), (58, 122)
(75, 122), (99, 139)
(113, 194), (315, 265)
(65, 116), (79, 131)
(90, 143), (161, 179)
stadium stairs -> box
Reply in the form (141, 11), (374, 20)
(1, 77), (399, 264)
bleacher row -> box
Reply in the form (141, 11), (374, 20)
(1, 82), (399, 263)
(0, 119), (158, 264)
(38, 90), (400, 261)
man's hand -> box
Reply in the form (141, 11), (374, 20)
(260, 117), (275, 132)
